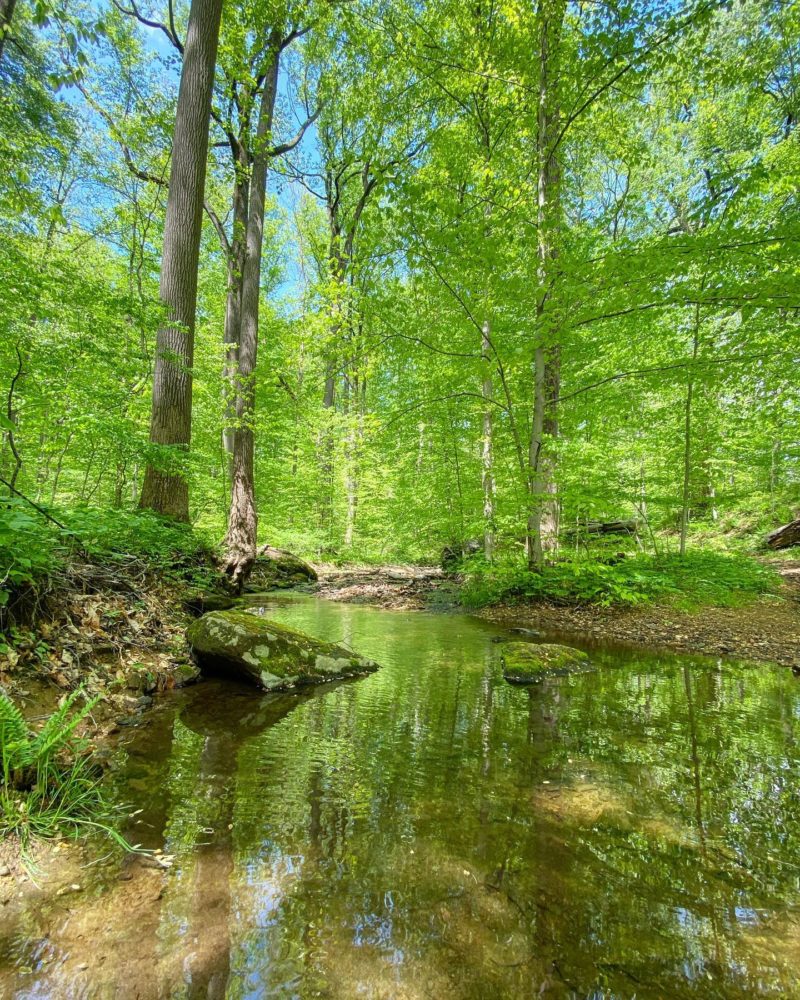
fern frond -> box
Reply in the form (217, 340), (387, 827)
(30, 687), (99, 764)
(0, 690), (33, 773)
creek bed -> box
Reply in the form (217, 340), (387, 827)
(1, 594), (799, 998)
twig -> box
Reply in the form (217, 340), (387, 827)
(5, 345), (23, 490)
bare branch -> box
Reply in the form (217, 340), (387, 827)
(112, 0), (183, 53)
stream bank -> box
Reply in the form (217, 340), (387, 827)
(314, 561), (800, 667)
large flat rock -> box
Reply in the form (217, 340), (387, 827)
(187, 610), (379, 691)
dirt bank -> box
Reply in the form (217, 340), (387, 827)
(0, 558), (201, 727)
(478, 595), (800, 666)
(480, 559), (800, 667)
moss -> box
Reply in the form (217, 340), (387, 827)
(247, 548), (318, 591)
(501, 642), (590, 684)
(187, 610), (379, 691)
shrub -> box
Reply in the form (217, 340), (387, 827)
(460, 550), (780, 610)
(62, 506), (213, 574)
(0, 498), (59, 610)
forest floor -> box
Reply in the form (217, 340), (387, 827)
(315, 560), (800, 667)
(314, 564), (459, 610)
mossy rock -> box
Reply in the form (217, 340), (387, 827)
(183, 591), (239, 617)
(247, 547), (318, 591)
(187, 610), (379, 691)
(501, 642), (590, 684)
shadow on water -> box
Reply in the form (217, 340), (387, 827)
(2, 595), (800, 998)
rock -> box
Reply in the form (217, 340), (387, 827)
(509, 627), (544, 639)
(0, 865), (10, 877)
(501, 642), (590, 684)
(247, 547), (318, 591)
(187, 610), (380, 691)
(441, 539), (481, 570)
(172, 660), (201, 687)
(183, 592), (239, 617)
(123, 663), (158, 694)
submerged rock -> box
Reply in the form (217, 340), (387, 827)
(187, 610), (379, 691)
(501, 642), (590, 684)
(509, 627), (544, 639)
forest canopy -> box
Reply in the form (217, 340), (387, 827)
(0, 0), (798, 590)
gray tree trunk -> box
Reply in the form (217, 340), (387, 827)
(527, 0), (564, 569)
(222, 151), (250, 476)
(222, 42), (280, 589)
(679, 297), (702, 556)
(481, 320), (495, 561)
(139, 0), (223, 520)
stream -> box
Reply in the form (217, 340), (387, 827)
(2, 594), (800, 998)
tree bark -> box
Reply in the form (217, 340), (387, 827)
(680, 292), (702, 556)
(139, 0), (223, 520)
(481, 320), (495, 561)
(765, 519), (800, 550)
(343, 374), (365, 548)
(222, 149), (250, 476)
(527, 0), (565, 570)
(222, 40), (281, 589)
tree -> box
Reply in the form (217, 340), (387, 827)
(138, 0), (224, 520)
(0, 0), (17, 63)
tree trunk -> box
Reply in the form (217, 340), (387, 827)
(222, 42), (280, 590)
(526, 0), (565, 569)
(139, 0), (223, 520)
(222, 147), (250, 476)
(765, 519), (800, 550)
(481, 320), (495, 562)
(0, 0), (17, 63)
(318, 245), (345, 542)
(679, 295), (702, 556)
(343, 374), (365, 548)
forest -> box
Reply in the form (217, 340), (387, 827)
(1, 0), (797, 589)
(1, 0), (800, 997)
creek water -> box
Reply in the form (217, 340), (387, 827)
(2, 594), (800, 998)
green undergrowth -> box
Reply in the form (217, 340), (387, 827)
(460, 550), (781, 610)
(0, 686), (131, 854)
(0, 497), (217, 613)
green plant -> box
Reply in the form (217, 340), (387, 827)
(0, 499), (59, 609)
(460, 551), (780, 610)
(0, 687), (130, 850)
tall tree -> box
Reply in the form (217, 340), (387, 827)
(138, 0), (224, 520)
(527, 0), (565, 569)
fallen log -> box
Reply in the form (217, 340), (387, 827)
(566, 520), (639, 538)
(765, 519), (800, 550)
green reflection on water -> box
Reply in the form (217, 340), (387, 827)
(3, 596), (800, 999)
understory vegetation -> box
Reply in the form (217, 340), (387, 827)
(0, 499), (216, 624)
(0, 687), (128, 850)
(460, 550), (781, 610)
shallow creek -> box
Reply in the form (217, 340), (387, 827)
(2, 594), (800, 998)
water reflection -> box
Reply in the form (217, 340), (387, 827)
(1, 597), (800, 998)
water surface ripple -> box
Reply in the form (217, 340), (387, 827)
(2, 595), (800, 999)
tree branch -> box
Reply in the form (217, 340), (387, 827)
(112, 0), (183, 53)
